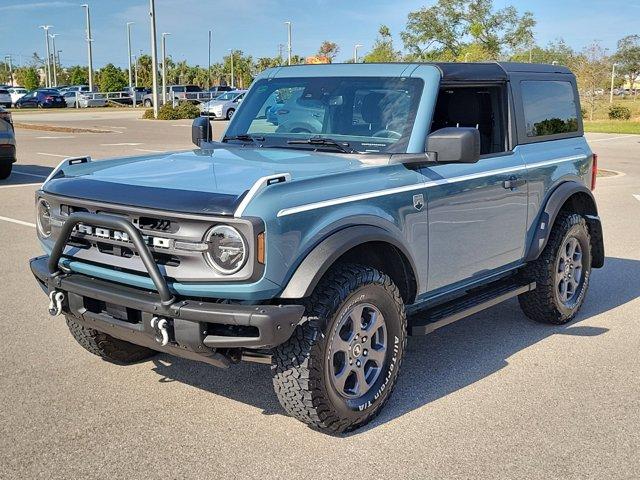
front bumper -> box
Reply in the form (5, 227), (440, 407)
(31, 256), (305, 366)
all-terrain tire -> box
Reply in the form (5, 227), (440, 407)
(0, 162), (12, 180)
(66, 316), (157, 364)
(272, 264), (407, 433)
(519, 212), (592, 324)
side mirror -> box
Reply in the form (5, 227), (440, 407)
(192, 116), (212, 147)
(427, 127), (481, 164)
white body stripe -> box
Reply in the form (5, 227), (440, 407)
(276, 155), (585, 218)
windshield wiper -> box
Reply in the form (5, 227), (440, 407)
(287, 136), (355, 153)
(222, 134), (265, 146)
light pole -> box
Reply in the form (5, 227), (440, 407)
(208, 30), (212, 89)
(149, 0), (159, 118)
(81, 5), (94, 91)
(38, 25), (52, 87)
(49, 33), (59, 87)
(285, 21), (292, 65)
(127, 22), (134, 89)
(229, 49), (235, 88)
(610, 63), (617, 104)
(161, 32), (170, 105)
(353, 44), (363, 63)
(4, 55), (13, 86)
(133, 55), (138, 87)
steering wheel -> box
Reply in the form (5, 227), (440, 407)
(372, 129), (402, 139)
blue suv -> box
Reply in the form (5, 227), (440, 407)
(30, 62), (603, 433)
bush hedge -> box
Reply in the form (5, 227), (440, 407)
(608, 105), (632, 121)
(142, 101), (201, 120)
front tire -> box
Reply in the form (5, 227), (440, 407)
(0, 162), (12, 180)
(66, 316), (157, 364)
(226, 108), (235, 120)
(272, 264), (407, 433)
(519, 212), (592, 324)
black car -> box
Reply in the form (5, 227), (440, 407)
(16, 89), (66, 109)
(0, 107), (16, 179)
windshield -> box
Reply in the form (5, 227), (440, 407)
(225, 76), (423, 154)
(216, 91), (240, 101)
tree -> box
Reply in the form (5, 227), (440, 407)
(65, 65), (89, 86)
(613, 35), (640, 99)
(15, 67), (40, 90)
(401, 0), (535, 61)
(573, 42), (610, 121)
(318, 41), (340, 62)
(363, 25), (402, 63)
(97, 63), (127, 92)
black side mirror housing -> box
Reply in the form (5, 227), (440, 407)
(192, 116), (212, 147)
(427, 127), (481, 164)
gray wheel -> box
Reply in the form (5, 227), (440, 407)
(226, 108), (235, 120)
(519, 212), (592, 324)
(144, 99), (152, 107)
(328, 303), (387, 399)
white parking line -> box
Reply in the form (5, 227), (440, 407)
(590, 135), (634, 143)
(634, 194), (640, 203)
(37, 152), (71, 158)
(36, 136), (76, 139)
(12, 171), (47, 179)
(134, 148), (165, 153)
(100, 142), (142, 146)
(0, 215), (35, 228)
(171, 124), (191, 127)
(0, 182), (41, 189)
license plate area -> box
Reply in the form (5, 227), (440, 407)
(83, 296), (142, 325)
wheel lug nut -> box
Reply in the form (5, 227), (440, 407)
(363, 349), (368, 356)
(362, 336), (367, 343)
(356, 360), (361, 367)
(349, 359), (353, 365)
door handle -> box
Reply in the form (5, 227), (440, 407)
(503, 176), (526, 190)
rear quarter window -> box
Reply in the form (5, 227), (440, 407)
(521, 80), (579, 138)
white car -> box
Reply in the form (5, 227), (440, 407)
(0, 88), (11, 108)
(7, 87), (27, 106)
(200, 90), (246, 120)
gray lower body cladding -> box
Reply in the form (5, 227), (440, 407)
(30, 256), (304, 366)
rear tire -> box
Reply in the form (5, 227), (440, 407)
(0, 162), (12, 180)
(519, 212), (592, 324)
(272, 264), (407, 433)
(144, 99), (152, 107)
(66, 316), (157, 364)
(226, 108), (235, 120)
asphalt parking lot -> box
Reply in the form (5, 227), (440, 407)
(0, 111), (638, 479)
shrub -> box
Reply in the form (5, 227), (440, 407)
(142, 102), (200, 120)
(608, 105), (631, 121)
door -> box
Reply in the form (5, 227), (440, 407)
(424, 84), (528, 292)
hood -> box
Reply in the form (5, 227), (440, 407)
(43, 146), (376, 216)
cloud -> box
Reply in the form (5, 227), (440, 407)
(0, 2), (74, 11)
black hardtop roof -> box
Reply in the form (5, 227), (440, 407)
(430, 61), (573, 82)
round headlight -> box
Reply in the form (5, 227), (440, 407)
(36, 198), (52, 238)
(205, 225), (247, 274)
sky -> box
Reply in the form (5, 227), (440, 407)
(0, 0), (637, 68)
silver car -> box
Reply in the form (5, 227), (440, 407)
(200, 90), (246, 120)
(63, 91), (107, 108)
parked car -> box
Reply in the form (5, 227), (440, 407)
(15, 89), (66, 108)
(63, 91), (107, 108)
(0, 106), (15, 179)
(29, 62), (603, 433)
(0, 88), (12, 108)
(122, 86), (150, 105)
(7, 87), (28, 106)
(208, 85), (234, 96)
(59, 85), (92, 95)
(200, 89), (246, 119)
(142, 85), (207, 107)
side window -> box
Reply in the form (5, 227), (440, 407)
(521, 81), (578, 138)
(431, 85), (508, 155)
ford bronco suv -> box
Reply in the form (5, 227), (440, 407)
(30, 62), (604, 433)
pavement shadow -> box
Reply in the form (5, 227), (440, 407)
(1, 164), (52, 186)
(146, 256), (638, 432)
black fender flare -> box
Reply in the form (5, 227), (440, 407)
(278, 225), (419, 300)
(525, 181), (604, 267)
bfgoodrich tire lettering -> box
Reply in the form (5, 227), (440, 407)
(519, 212), (592, 324)
(271, 264), (407, 433)
(66, 316), (157, 364)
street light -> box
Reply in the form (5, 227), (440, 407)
(229, 49), (235, 88)
(49, 33), (60, 87)
(610, 63), (617, 104)
(353, 44), (363, 63)
(208, 30), (212, 90)
(149, 0), (159, 118)
(127, 22), (134, 89)
(285, 21), (292, 65)
(161, 32), (171, 105)
(4, 55), (13, 86)
(81, 5), (94, 91)
(38, 25), (53, 87)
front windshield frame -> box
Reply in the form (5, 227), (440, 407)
(225, 76), (424, 154)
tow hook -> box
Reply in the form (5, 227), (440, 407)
(48, 290), (65, 316)
(150, 316), (171, 346)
